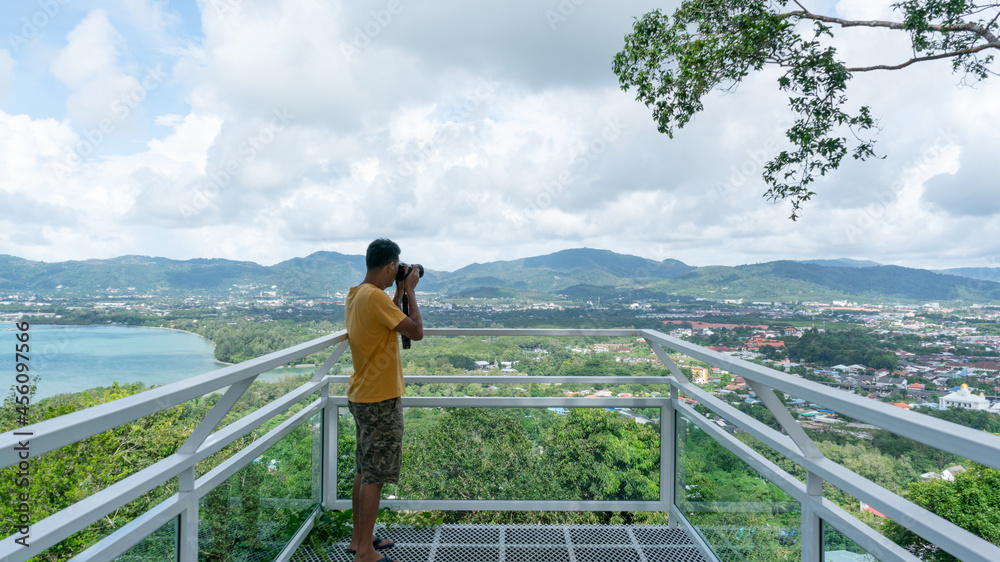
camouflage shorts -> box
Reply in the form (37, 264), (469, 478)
(349, 397), (404, 484)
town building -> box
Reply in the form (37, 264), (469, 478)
(940, 384), (991, 410)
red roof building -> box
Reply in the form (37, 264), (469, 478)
(746, 336), (785, 349)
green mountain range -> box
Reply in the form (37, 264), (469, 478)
(1, 249), (999, 303)
(649, 261), (1000, 303)
(426, 248), (693, 294)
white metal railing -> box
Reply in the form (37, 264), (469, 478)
(0, 328), (998, 562)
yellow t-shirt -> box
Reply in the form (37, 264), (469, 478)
(345, 283), (408, 403)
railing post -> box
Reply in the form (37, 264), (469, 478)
(801, 471), (823, 561)
(660, 392), (674, 504)
(666, 384), (679, 528)
(178, 467), (198, 562)
(322, 386), (339, 509)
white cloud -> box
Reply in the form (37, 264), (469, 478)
(0, 111), (79, 198)
(0, 111), (85, 252)
(50, 9), (144, 128)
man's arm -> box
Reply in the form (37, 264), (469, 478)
(393, 269), (423, 341)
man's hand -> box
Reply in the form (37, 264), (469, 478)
(403, 265), (420, 290)
(393, 265), (423, 341)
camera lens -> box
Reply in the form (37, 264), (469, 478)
(396, 262), (424, 281)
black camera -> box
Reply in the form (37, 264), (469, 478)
(395, 262), (424, 282)
(395, 262), (423, 350)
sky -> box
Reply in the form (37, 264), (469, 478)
(1, 0), (998, 273)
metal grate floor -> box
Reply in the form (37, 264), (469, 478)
(292, 524), (709, 562)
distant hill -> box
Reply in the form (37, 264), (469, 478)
(264, 252), (368, 295)
(798, 258), (882, 268)
(0, 254), (267, 294)
(0, 252), (361, 297)
(651, 261), (1000, 302)
(425, 248), (694, 294)
(934, 267), (1000, 283)
(2, 249), (999, 303)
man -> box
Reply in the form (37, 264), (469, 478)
(344, 238), (422, 562)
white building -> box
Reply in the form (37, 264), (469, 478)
(942, 465), (966, 481)
(940, 384), (991, 410)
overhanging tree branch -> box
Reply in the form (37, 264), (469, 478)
(614, 0), (998, 219)
(789, 10), (997, 36)
(846, 44), (998, 72)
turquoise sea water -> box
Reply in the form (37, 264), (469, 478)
(5, 324), (316, 399)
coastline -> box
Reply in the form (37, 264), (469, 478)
(9, 322), (320, 400)
(5, 321), (318, 368)
(147, 325), (316, 368)
(137, 325), (236, 366)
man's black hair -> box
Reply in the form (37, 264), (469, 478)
(365, 238), (401, 270)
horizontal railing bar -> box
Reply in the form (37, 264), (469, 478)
(0, 331), (347, 468)
(423, 328), (643, 337)
(641, 329), (1000, 469)
(0, 379), (326, 560)
(72, 495), (183, 562)
(682, 502), (801, 513)
(328, 499), (667, 511)
(328, 396), (668, 409)
(671, 377), (1000, 562)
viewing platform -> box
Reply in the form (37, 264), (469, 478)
(2, 328), (1000, 561)
(292, 524), (708, 562)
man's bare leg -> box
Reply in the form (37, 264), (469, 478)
(349, 473), (363, 552)
(352, 480), (389, 561)
(348, 474), (394, 552)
